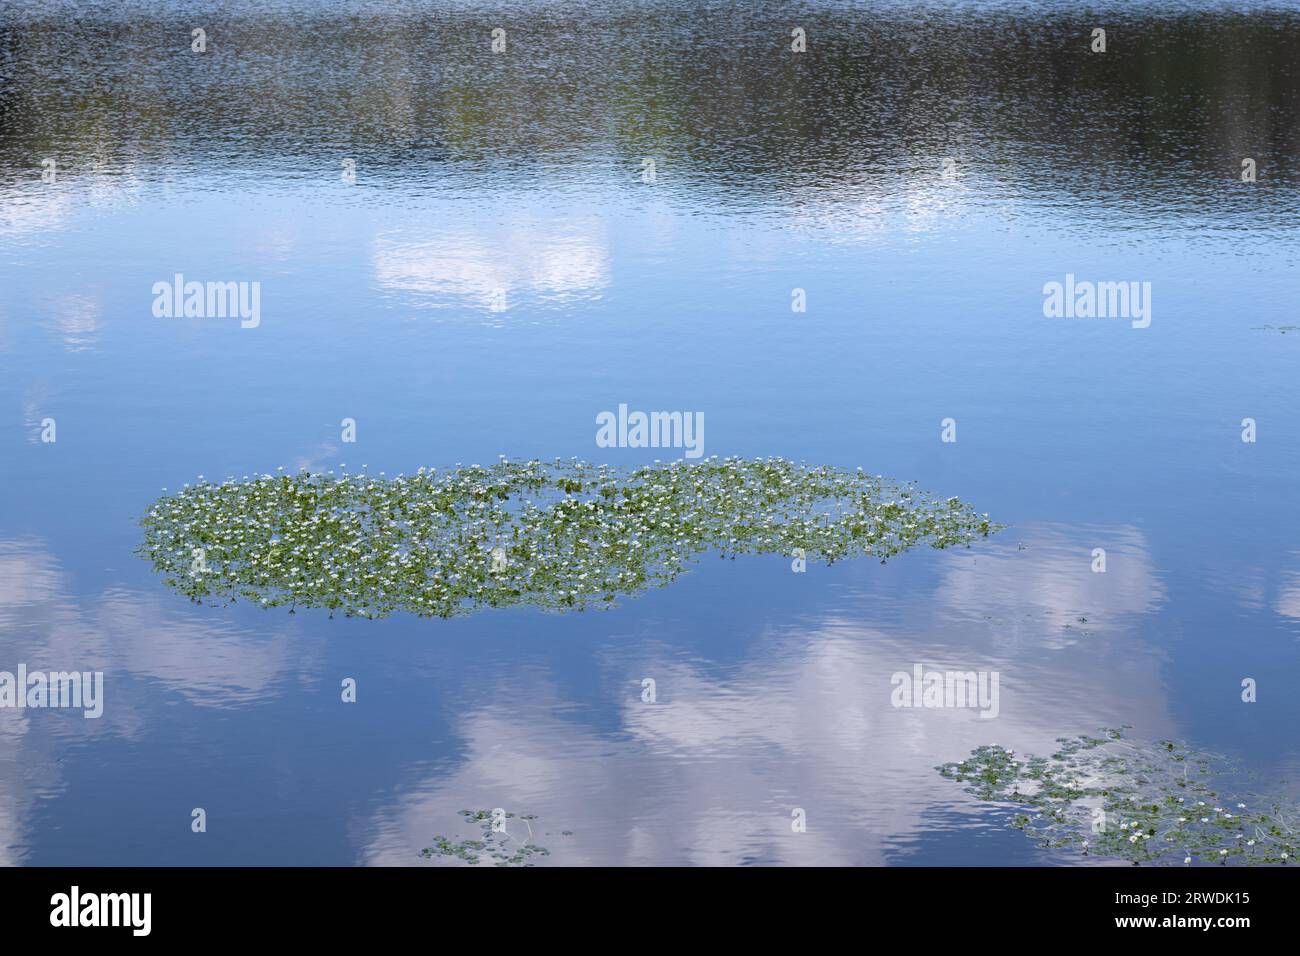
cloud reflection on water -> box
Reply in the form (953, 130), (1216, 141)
(363, 523), (1173, 865)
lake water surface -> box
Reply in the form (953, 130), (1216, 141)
(2, 0), (1299, 865)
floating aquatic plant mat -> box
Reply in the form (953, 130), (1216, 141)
(938, 729), (1297, 866)
(140, 457), (997, 619)
(420, 809), (568, 866)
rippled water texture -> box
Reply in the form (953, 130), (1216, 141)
(1, 0), (1299, 865)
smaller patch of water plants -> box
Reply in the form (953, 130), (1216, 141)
(938, 728), (1298, 866)
(420, 810), (558, 867)
(139, 456), (998, 619)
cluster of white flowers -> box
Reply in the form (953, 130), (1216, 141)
(140, 456), (996, 619)
(939, 730), (1298, 866)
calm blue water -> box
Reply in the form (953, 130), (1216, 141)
(2, 0), (1299, 865)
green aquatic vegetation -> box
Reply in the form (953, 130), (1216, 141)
(420, 810), (559, 866)
(139, 456), (997, 619)
(938, 729), (1297, 866)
